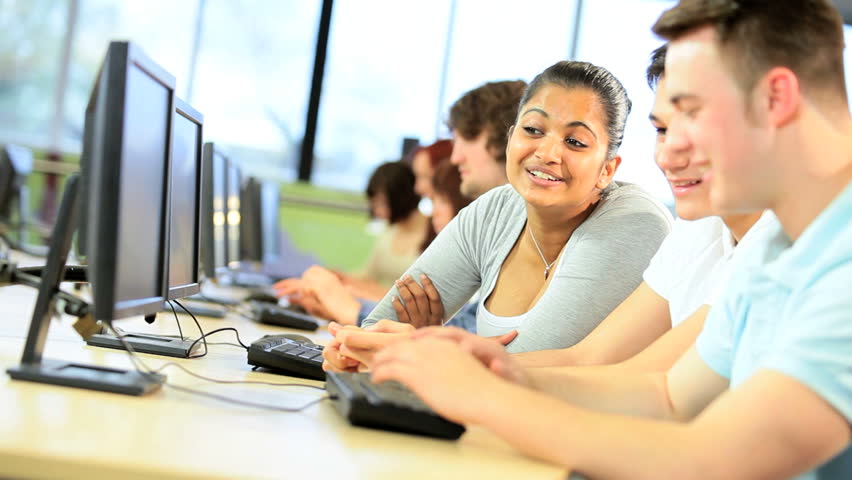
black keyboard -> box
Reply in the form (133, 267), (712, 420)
(325, 372), (465, 440)
(250, 302), (320, 331)
(247, 335), (325, 380)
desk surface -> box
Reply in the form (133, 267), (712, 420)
(0, 279), (567, 479)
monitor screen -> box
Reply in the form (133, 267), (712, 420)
(239, 177), (262, 262)
(225, 162), (241, 267)
(167, 99), (203, 299)
(260, 181), (281, 263)
(212, 150), (228, 271)
(87, 42), (174, 321)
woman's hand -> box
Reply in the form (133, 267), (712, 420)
(392, 274), (445, 328)
(321, 320), (416, 372)
(336, 320), (416, 368)
(321, 322), (362, 372)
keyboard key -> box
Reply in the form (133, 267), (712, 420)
(298, 351), (321, 360)
(271, 344), (299, 354)
(285, 347), (309, 357)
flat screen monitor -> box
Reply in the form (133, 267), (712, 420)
(86, 41), (174, 322)
(0, 144), (33, 220)
(200, 142), (229, 280)
(260, 181), (281, 264)
(239, 177), (262, 263)
(166, 98), (203, 300)
(225, 161), (241, 268)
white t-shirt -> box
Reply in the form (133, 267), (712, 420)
(643, 212), (776, 326)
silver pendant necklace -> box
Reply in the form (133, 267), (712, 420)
(527, 225), (557, 280)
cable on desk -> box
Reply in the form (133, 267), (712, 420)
(166, 300), (185, 341)
(106, 324), (327, 412)
(174, 299), (208, 358)
(185, 327), (251, 354)
(165, 384), (330, 412)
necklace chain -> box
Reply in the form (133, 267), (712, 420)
(527, 225), (558, 280)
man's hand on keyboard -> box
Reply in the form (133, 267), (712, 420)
(392, 274), (444, 328)
(412, 327), (529, 387)
(371, 336), (509, 425)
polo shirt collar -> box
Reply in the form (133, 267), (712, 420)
(762, 181), (852, 287)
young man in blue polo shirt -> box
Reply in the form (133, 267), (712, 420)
(367, 1), (852, 478)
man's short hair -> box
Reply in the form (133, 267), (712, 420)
(447, 80), (527, 163)
(647, 44), (668, 89)
(652, 0), (847, 103)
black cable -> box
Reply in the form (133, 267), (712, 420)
(146, 361), (325, 389)
(185, 327), (251, 354)
(173, 299), (208, 358)
(164, 384), (330, 412)
(166, 300), (185, 341)
(106, 324), (328, 413)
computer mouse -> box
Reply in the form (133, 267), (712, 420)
(244, 291), (279, 304)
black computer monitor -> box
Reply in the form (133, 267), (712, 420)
(260, 181), (281, 264)
(200, 142), (229, 281)
(86, 41), (173, 323)
(0, 144), (33, 221)
(225, 161), (241, 268)
(166, 98), (203, 300)
(239, 177), (263, 263)
(6, 41), (174, 395)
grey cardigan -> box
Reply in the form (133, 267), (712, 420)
(362, 183), (672, 353)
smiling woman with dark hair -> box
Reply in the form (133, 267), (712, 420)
(323, 60), (673, 371)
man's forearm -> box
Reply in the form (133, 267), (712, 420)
(512, 347), (579, 368)
(523, 366), (674, 419)
(475, 381), (708, 479)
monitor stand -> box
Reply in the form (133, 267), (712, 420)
(5, 174), (165, 396)
(86, 326), (199, 359)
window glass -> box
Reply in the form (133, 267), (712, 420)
(575, 0), (677, 205)
(192, 0), (320, 180)
(64, 0), (198, 151)
(0, 0), (67, 147)
(440, 0), (579, 130)
(313, 0), (451, 190)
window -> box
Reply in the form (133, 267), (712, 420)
(191, 0), (320, 181)
(440, 0), (579, 130)
(0, 0), (68, 148)
(574, 0), (677, 205)
(313, 0), (451, 191)
(64, 0), (199, 151)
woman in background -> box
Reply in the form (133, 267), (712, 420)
(274, 161), (428, 305)
(281, 159), (476, 329)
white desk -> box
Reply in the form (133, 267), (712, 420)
(0, 281), (568, 479)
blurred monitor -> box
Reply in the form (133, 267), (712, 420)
(200, 142), (229, 281)
(260, 181), (281, 264)
(166, 98), (203, 300)
(86, 41), (174, 322)
(0, 144), (34, 221)
(239, 177), (263, 263)
(225, 161), (241, 268)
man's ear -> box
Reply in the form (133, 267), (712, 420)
(761, 67), (801, 128)
(596, 155), (621, 189)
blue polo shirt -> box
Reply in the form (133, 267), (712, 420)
(696, 182), (852, 480)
